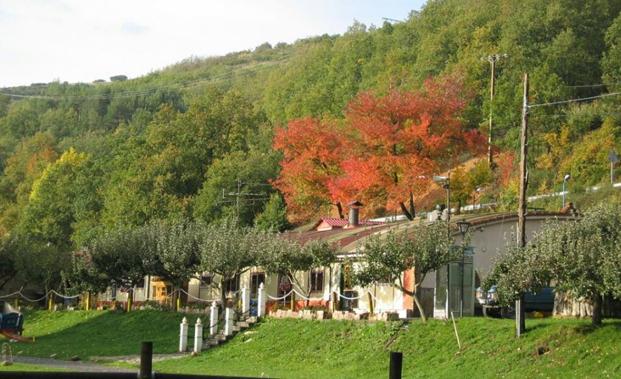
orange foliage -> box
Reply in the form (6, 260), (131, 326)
(273, 117), (344, 222)
(274, 76), (486, 221)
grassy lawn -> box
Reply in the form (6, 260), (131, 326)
(0, 309), (198, 360)
(153, 317), (621, 379)
(2, 310), (619, 378)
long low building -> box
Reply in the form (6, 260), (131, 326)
(101, 208), (575, 319)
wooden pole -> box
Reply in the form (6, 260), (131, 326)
(139, 341), (153, 379)
(488, 58), (496, 166)
(389, 351), (403, 379)
(516, 73), (529, 337)
(450, 311), (462, 350)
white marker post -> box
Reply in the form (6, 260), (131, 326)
(224, 307), (233, 336)
(193, 318), (203, 353)
(179, 317), (188, 352)
(257, 282), (266, 318)
(209, 302), (218, 336)
(241, 286), (250, 319)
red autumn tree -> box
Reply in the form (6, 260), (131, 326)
(272, 117), (345, 223)
(328, 76), (486, 219)
(273, 76), (486, 222)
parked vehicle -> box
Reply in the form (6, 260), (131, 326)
(476, 286), (555, 318)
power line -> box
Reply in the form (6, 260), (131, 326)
(528, 91), (621, 108)
(562, 82), (621, 88)
(0, 59), (289, 101)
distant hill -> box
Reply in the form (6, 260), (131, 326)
(0, 0), (620, 247)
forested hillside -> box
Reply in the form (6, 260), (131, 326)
(1, 0), (621, 257)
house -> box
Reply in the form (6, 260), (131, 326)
(100, 205), (575, 319)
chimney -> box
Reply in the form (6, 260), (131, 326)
(347, 200), (363, 227)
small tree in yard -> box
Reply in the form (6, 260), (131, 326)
(260, 238), (336, 305)
(87, 225), (160, 307)
(152, 221), (201, 295)
(353, 221), (456, 322)
(486, 202), (621, 326)
(198, 219), (263, 307)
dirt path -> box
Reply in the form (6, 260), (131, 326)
(12, 356), (135, 373)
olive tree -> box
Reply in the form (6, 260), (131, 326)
(197, 219), (263, 306)
(260, 238), (335, 305)
(87, 225), (157, 306)
(353, 221), (457, 322)
(487, 202), (621, 326)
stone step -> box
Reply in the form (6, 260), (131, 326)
(236, 321), (249, 328)
(247, 317), (257, 324)
(206, 339), (220, 346)
(233, 325), (241, 332)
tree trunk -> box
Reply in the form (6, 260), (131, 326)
(412, 292), (427, 323)
(336, 202), (344, 219)
(409, 192), (416, 219)
(455, 200), (462, 215)
(592, 293), (602, 326)
(399, 202), (414, 221)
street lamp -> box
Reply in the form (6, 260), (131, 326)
(562, 174), (571, 208)
(456, 220), (471, 317)
(456, 220), (471, 236)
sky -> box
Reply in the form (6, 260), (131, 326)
(0, 0), (425, 87)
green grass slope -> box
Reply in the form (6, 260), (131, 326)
(154, 318), (621, 379)
(1, 310), (198, 360)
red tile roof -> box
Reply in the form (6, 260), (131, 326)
(312, 217), (384, 229)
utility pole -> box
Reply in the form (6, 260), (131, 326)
(483, 53), (507, 167)
(516, 73), (529, 337)
(219, 179), (270, 219)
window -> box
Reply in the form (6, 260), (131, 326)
(200, 273), (213, 286)
(223, 275), (240, 293)
(277, 275), (292, 298)
(310, 270), (324, 292)
(250, 272), (265, 297)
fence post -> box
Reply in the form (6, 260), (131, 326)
(332, 291), (338, 312)
(224, 307), (233, 336)
(389, 351), (403, 379)
(368, 292), (374, 314)
(241, 286), (250, 319)
(127, 290), (133, 312)
(179, 317), (188, 352)
(193, 318), (203, 353)
(257, 282), (266, 318)
(210, 301), (219, 336)
(139, 341), (153, 379)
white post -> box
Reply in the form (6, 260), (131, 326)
(193, 318), (203, 353)
(257, 282), (266, 318)
(209, 301), (218, 336)
(241, 286), (250, 319)
(224, 307), (234, 336)
(179, 317), (188, 352)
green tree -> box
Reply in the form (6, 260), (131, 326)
(353, 221), (457, 322)
(254, 193), (290, 232)
(486, 202), (621, 326)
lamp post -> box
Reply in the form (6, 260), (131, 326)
(562, 174), (571, 208)
(456, 220), (471, 317)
